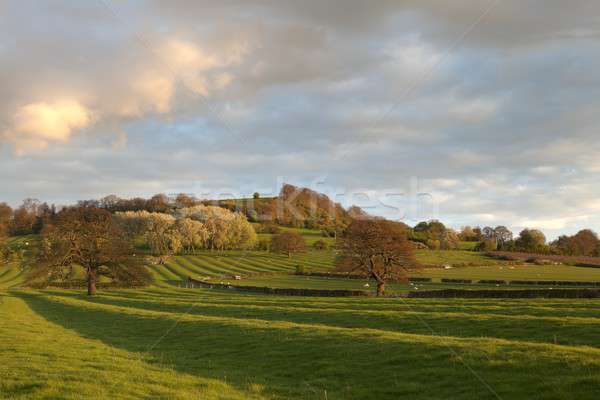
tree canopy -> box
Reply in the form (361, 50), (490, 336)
(336, 219), (419, 296)
(33, 207), (151, 295)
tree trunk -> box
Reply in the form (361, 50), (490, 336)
(376, 280), (385, 297)
(87, 267), (97, 296)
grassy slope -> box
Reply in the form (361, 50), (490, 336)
(1, 288), (599, 399)
(2, 230), (600, 399)
(0, 235), (39, 289)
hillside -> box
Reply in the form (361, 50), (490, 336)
(205, 184), (366, 233)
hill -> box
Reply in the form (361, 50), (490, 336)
(205, 184), (366, 233)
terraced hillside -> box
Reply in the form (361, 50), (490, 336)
(149, 250), (335, 285)
(1, 288), (599, 399)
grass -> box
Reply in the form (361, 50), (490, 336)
(415, 250), (508, 266)
(154, 250), (335, 281)
(1, 288), (599, 399)
(419, 264), (600, 282)
(2, 231), (600, 399)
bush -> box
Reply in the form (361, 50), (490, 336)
(256, 239), (270, 251)
(426, 239), (441, 250)
(441, 278), (472, 284)
(257, 223), (281, 234)
(295, 264), (305, 274)
(475, 239), (497, 252)
(313, 239), (329, 250)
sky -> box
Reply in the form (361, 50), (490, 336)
(1, 0), (600, 239)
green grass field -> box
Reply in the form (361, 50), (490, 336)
(1, 288), (599, 399)
(2, 231), (600, 399)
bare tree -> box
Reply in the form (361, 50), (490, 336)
(335, 219), (419, 296)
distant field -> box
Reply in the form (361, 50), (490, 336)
(489, 251), (600, 267)
(419, 264), (600, 282)
(1, 288), (599, 399)
(415, 250), (508, 266)
(257, 226), (335, 246)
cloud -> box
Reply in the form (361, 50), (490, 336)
(3, 100), (91, 155)
(0, 35), (245, 154)
(2, 1), (600, 239)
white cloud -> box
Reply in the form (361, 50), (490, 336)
(3, 100), (91, 155)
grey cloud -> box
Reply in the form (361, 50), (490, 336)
(2, 1), (600, 238)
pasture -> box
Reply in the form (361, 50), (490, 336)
(1, 288), (599, 399)
(1, 232), (600, 399)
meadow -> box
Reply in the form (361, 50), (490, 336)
(1, 231), (600, 399)
(1, 287), (599, 399)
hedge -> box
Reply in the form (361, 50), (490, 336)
(187, 277), (369, 297)
(441, 278), (472, 284)
(32, 279), (148, 289)
(509, 280), (600, 287)
(408, 288), (600, 299)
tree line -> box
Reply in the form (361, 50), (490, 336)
(458, 225), (600, 256)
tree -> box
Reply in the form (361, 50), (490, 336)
(176, 218), (208, 253)
(10, 199), (40, 235)
(143, 213), (180, 260)
(459, 226), (480, 242)
(571, 229), (600, 256)
(0, 203), (12, 238)
(253, 192), (260, 199)
(482, 226), (496, 241)
(147, 194), (170, 213)
(552, 235), (575, 256)
(175, 193), (197, 209)
(271, 232), (306, 258)
(178, 205), (257, 251)
(493, 226), (513, 247)
(335, 219), (418, 296)
(441, 229), (460, 250)
(515, 229), (547, 252)
(36, 207), (150, 295)
(0, 235), (9, 264)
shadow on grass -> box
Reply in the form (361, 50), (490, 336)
(14, 291), (516, 400)
(31, 289), (600, 348)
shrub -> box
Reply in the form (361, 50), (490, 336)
(475, 239), (498, 252)
(313, 239), (329, 250)
(257, 239), (270, 251)
(258, 223), (281, 234)
(426, 239), (441, 250)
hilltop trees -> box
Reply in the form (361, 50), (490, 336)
(271, 231), (306, 258)
(36, 207), (150, 295)
(336, 219), (418, 296)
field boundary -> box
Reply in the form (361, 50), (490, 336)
(407, 288), (600, 298)
(187, 276), (369, 297)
